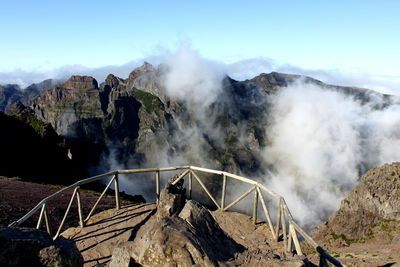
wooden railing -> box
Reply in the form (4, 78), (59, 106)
(8, 165), (343, 267)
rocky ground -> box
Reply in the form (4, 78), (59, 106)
(0, 176), (142, 230)
(62, 203), (156, 266)
(62, 176), (307, 267)
(311, 162), (400, 267)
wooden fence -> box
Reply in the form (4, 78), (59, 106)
(8, 165), (343, 267)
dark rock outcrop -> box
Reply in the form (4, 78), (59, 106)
(0, 84), (23, 113)
(110, 176), (305, 266)
(0, 107), (85, 183)
(110, 177), (244, 266)
(0, 227), (82, 267)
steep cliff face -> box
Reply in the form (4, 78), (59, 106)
(313, 162), (400, 242)
(34, 76), (103, 136)
(0, 104), (84, 183)
(7, 62), (389, 177)
(310, 163), (400, 266)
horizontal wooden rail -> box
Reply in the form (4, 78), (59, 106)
(8, 165), (342, 266)
(8, 171), (117, 227)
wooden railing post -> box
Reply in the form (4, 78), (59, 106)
(188, 171), (192, 199)
(84, 175), (115, 224)
(252, 187), (258, 224)
(43, 205), (52, 236)
(76, 187), (84, 228)
(36, 204), (46, 229)
(281, 199), (287, 251)
(54, 187), (78, 239)
(275, 201), (282, 241)
(256, 187), (276, 240)
(114, 173), (120, 210)
(221, 174), (227, 210)
(156, 171), (160, 205)
(287, 223), (293, 253)
(290, 223), (303, 255)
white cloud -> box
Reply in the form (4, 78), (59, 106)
(263, 82), (400, 227)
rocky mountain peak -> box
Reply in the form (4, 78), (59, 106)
(104, 74), (121, 88)
(128, 62), (155, 81)
(126, 62), (165, 100)
(60, 75), (98, 91)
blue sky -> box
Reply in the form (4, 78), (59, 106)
(0, 0), (399, 85)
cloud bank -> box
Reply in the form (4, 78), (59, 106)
(2, 50), (399, 97)
(98, 47), (400, 228)
(263, 82), (400, 227)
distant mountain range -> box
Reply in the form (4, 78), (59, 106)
(0, 63), (395, 183)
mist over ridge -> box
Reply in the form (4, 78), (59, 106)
(1, 46), (400, 229)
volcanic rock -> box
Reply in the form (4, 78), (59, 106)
(0, 227), (82, 267)
(110, 177), (243, 266)
(313, 162), (400, 241)
(110, 176), (306, 267)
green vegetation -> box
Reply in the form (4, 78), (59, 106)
(74, 106), (102, 114)
(332, 252), (340, 258)
(330, 232), (367, 246)
(132, 89), (163, 115)
(16, 113), (47, 134)
(208, 149), (233, 165)
(344, 199), (350, 205)
(391, 171), (396, 176)
(372, 218), (397, 232)
(224, 134), (238, 147)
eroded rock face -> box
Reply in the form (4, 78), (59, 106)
(62, 76), (98, 91)
(130, 176), (245, 266)
(0, 227), (82, 267)
(313, 162), (400, 242)
(156, 177), (186, 219)
(110, 176), (243, 266)
(33, 75), (103, 136)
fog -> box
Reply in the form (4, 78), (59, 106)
(107, 47), (400, 228)
(263, 82), (400, 227)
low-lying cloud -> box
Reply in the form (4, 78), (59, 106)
(263, 82), (400, 227)
(109, 47), (400, 228)
(163, 46), (225, 108)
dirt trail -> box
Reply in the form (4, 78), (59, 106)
(62, 203), (306, 266)
(61, 203), (156, 266)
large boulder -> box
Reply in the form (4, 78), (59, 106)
(110, 176), (305, 267)
(110, 176), (244, 266)
(0, 227), (83, 267)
